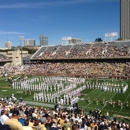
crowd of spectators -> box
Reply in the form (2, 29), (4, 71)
(22, 61), (130, 79)
(0, 64), (23, 77)
(0, 96), (130, 130)
(0, 61), (130, 79)
(33, 43), (130, 59)
(0, 43), (130, 79)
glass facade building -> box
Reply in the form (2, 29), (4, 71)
(120, 0), (130, 40)
(40, 35), (48, 46)
(24, 39), (36, 46)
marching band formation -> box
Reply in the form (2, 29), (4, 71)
(85, 97), (129, 108)
(86, 81), (128, 93)
(11, 76), (129, 107)
(12, 77), (86, 105)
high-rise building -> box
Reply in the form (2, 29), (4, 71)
(120, 0), (130, 40)
(24, 39), (36, 46)
(4, 41), (12, 49)
(69, 38), (82, 44)
(40, 35), (48, 46)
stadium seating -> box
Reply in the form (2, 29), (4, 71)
(0, 54), (10, 61)
(0, 42), (130, 79)
(31, 41), (130, 59)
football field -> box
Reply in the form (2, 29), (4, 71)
(0, 76), (130, 120)
(78, 88), (130, 117)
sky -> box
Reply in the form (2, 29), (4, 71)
(0, 0), (120, 48)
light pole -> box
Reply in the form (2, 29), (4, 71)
(18, 36), (24, 65)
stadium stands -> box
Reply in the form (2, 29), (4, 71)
(31, 41), (130, 60)
(23, 41), (130, 79)
(0, 42), (130, 79)
(21, 61), (130, 79)
(0, 54), (10, 61)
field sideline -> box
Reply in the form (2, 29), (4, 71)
(0, 75), (130, 120)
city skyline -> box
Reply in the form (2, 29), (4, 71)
(0, 0), (119, 48)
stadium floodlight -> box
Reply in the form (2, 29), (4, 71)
(62, 37), (66, 41)
(105, 32), (118, 42)
(66, 37), (72, 40)
(62, 37), (72, 45)
(18, 36), (24, 40)
(18, 36), (24, 65)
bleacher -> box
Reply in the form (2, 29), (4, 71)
(0, 54), (10, 61)
(31, 46), (48, 59)
(31, 41), (130, 60)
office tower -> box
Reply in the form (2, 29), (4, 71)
(4, 41), (12, 49)
(40, 35), (48, 46)
(69, 38), (82, 44)
(24, 39), (36, 46)
(120, 0), (130, 40)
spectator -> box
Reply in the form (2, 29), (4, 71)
(23, 119), (33, 130)
(4, 111), (23, 130)
(50, 122), (59, 130)
(63, 119), (72, 130)
(37, 117), (47, 130)
(18, 113), (26, 126)
(0, 109), (9, 125)
(72, 124), (79, 130)
(0, 123), (11, 130)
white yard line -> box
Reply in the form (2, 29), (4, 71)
(84, 91), (105, 109)
(124, 92), (130, 104)
(86, 89), (97, 95)
(101, 93), (117, 110)
(119, 92), (130, 112)
(81, 89), (97, 99)
(80, 89), (96, 108)
(79, 89), (97, 108)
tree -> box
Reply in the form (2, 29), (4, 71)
(116, 38), (123, 41)
(95, 38), (103, 42)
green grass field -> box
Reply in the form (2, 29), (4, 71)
(77, 79), (130, 114)
(0, 76), (130, 122)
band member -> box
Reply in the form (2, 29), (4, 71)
(109, 99), (113, 105)
(112, 101), (115, 107)
(118, 100), (121, 106)
(126, 101), (129, 107)
(95, 97), (99, 105)
(20, 90), (23, 94)
(103, 98), (106, 105)
(29, 90), (31, 95)
(120, 101), (123, 109)
(25, 90), (27, 94)
(88, 97), (91, 104)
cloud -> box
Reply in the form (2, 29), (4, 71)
(0, 3), (34, 9)
(0, 31), (26, 35)
(0, 0), (118, 9)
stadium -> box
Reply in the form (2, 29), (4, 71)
(0, 40), (130, 129)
